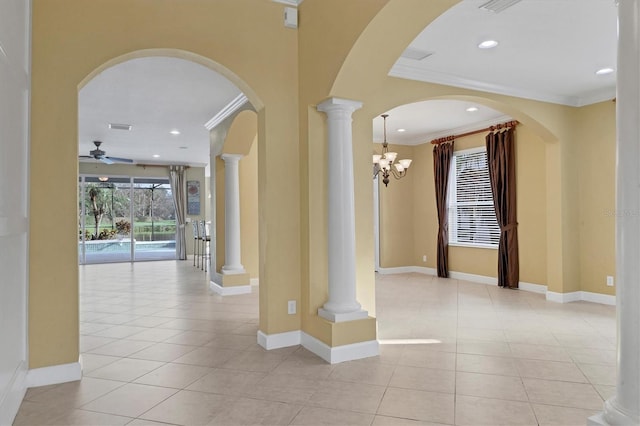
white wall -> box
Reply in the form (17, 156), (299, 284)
(0, 0), (30, 423)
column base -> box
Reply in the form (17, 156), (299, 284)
(221, 265), (246, 275)
(318, 307), (369, 323)
(211, 272), (251, 296)
(588, 398), (639, 426)
(256, 330), (379, 364)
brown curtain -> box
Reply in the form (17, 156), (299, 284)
(433, 142), (454, 278)
(486, 128), (519, 288)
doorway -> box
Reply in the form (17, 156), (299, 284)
(78, 175), (176, 264)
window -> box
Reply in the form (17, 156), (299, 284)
(448, 147), (500, 248)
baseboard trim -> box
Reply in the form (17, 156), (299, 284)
(301, 333), (379, 364)
(449, 270), (497, 286)
(257, 330), (379, 364)
(378, 266), (437, 275)
(577, 291), (616, 306)
(519, 281), (547, 294)
(377, 266), (417, 274)
(26, 360), (82, 388)
(411, 266), (438, 275)
(257, 330), (301, 350)
(0, 361), (28, 426)
(209, 281), (252, 296)
(379, 266), (616, 305)
(546, 291), (581, 303)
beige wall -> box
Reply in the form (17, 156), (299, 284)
(377, 99), (616, 295)
(575, 101), (616, 295)
(31, 0), (300, 369)
(240, 140), (259, 280)
(412, 142), (437, 268)
(29, 0), (619, 373)
(378, 143), (415, 268)
(381, 123), (547, 285)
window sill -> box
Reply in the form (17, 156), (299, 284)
(449, 242), (498, 250)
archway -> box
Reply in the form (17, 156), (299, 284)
(320, 0), (573, 322)
(73, 51), (264, 374)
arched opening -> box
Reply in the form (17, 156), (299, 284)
(75, 51), (264, 375)
(369, 96), (557, 345)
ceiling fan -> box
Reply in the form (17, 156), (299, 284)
(79, 141), (134, 164)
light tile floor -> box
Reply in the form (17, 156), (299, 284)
(14, 262), (616, 425)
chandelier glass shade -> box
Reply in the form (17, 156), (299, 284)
(373, 114), (412, 187)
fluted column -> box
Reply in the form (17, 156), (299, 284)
(221, 153), (246, 274)
(589, 1), (640, 424)
(316, 97), (368, 322)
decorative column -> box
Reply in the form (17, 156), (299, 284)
(316, 97), (368, 322)
(221, 153), (246, 274)
(589, 1), (640, 425)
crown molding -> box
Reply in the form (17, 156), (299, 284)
(204, 93), (248, 131)
(574, 85), (617, 107)
(389, 61), (584, 107)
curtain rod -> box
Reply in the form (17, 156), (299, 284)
(430, 120), (519, 145)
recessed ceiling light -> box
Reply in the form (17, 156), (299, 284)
(152, 154), (160, 158)
(170, 129), (180, 135)
(466, 107), (479, 112)
(478, 40), (499, 49)
(397, 128), (406, 132)
(595, 67), (614, 76)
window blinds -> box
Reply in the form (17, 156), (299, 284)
(448, 149), (501, 247)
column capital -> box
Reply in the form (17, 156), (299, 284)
(221, 153), (243, 163)
(317, 97), (363, 114)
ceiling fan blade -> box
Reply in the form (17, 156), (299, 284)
(99, 157), (114, 165)
(79, 155), (93, 159)
(106, 156), (134, 164)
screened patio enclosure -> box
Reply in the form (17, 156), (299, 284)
(78, 176), (177, 264)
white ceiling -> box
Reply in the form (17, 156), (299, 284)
(79, 57), (241, 167)
(375, 0), (618, 145)
(389, 0), (617, 107)
(78, 0), (618, 165)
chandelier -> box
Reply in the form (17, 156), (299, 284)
(373, 114), (412, 187)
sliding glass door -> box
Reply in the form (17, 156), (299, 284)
(78, 175), (176, 264)
(132, 178), (176, 261)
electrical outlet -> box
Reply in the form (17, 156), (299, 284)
(606, 276), (614, 287)
(422, 255), (427, 262)
(287, 300), (297, 314)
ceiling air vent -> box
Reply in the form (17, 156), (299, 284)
(479, 0), (522, 13)
(108, 123), (132, 131)
(400, 48), (434, 61)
